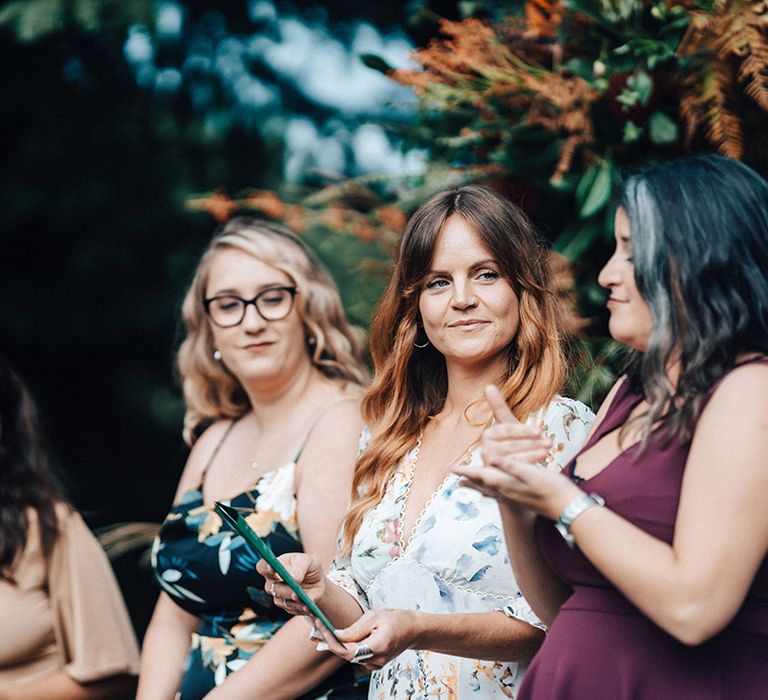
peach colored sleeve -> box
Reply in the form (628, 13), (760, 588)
(48, 505), (141, 682)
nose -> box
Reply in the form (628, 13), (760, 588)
(240, 302), (268, 331)
(598, 253), (619, 290)
(451, 277), (477, 309)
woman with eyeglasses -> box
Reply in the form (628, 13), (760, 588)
(137, 218), (370, 700)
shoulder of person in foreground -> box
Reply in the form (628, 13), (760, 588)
(172, 419), (236, 502)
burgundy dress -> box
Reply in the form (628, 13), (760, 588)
(519, 366), (768, 699)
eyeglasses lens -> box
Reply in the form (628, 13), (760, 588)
(208, 288), (294, 326)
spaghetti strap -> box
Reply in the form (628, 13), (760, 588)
(200, 419), (238, 482)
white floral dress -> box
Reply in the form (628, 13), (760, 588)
(328, 397), (594, 699)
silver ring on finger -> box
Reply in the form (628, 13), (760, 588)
(351, 642), (374, 663)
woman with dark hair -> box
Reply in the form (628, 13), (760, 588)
(138, 218), (370, 699)
(259, 185), (594, 698)
(458, 154), (768, 698)
(0, 359), (139, 699)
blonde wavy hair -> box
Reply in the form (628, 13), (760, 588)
(177, 217), (368, 445)
(340, 184), (567, 552)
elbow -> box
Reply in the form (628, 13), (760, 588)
(662, 601), (727, 647)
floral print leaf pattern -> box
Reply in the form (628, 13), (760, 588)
(218, 535), (232, 575)
(472, 534), (502, 556)
(434, 575), (454, 603)
(455, 500), (480, 520)
(468, 565), (492, 582)
(151, 460), (368, 698)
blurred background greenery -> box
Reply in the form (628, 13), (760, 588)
(2, 0), (766, 636)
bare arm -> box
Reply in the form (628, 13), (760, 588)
(497, 504), (571, 627)
(137, 422), (231, 700)
(136, 593), (198, 700)
(0, 672), (135, 700)
(315, 607), (543, 669)
(204, 399), (366, 700)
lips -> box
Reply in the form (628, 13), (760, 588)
(447, 319), (489, 328)
(242, 341), (275, 350)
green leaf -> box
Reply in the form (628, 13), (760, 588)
(575, 162), (600, 209)
(580, 159), (613, 219)
(360, 53), (393, 74)
(563, 57), (594, 80)
(622, 120), (643, 143)
(554, 221), (602, 260)
(648, 111), (679, 144)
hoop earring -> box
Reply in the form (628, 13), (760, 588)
(414, 339), (430, 349)
(213, 349), (222, 361)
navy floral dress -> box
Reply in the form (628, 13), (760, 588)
(152, 424), (368, 699)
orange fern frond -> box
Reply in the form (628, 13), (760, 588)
(525, 0), (564, 39)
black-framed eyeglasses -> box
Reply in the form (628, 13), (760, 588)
(203, 286), (298, 327)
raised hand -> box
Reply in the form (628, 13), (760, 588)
(455, 385), (581, 519)
(481, 385), (552, 469)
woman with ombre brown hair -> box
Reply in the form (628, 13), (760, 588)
(138, 218), (369, 700)
(259, 185), (594, 699)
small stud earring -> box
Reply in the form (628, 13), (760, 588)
(213, 349), (222, 361)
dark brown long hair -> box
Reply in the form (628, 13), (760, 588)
(619, 155), (768, 446)
(0, 359), (69, 581)
(340, 184), (567, 551)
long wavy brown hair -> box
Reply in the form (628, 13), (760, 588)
(340, 184), (567, 551)
(177, 218), (368, 445)
(0, 359), (69, 581)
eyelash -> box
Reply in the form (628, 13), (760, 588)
(424, 269), (499, 289)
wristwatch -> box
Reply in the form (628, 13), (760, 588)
(554, 492), (605, 548)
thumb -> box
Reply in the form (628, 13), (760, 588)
(336, 615), (376, 643)
(485, 384), (519, 425)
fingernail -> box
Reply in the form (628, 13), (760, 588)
(315, 642), (329, 652)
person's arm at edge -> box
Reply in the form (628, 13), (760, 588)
(137, 421), (233, 700)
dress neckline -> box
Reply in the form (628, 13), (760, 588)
(396, 435), (479, 555)
(180, 460), (296, 510)
(568, 379), (644, 485)
(569, 357), (768, 485)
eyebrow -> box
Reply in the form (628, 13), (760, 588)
(207, 282), (289, 296)
(427, 258), (498, 275)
